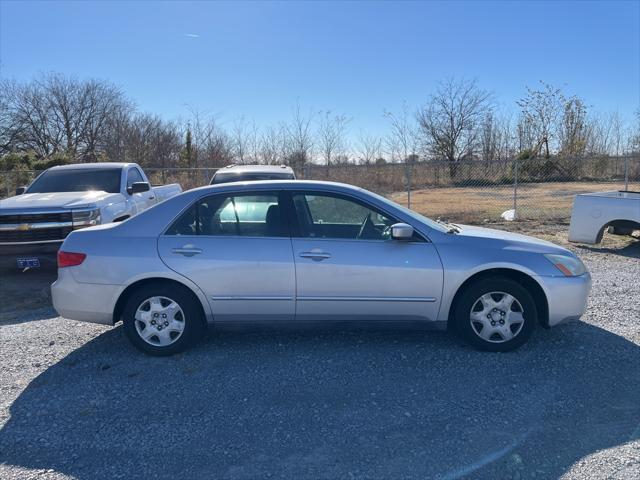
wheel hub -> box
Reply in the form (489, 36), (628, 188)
(134, 296), (186, 347)
(469, 291), (525, 344)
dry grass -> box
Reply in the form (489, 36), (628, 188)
(388, 181), (632, 223)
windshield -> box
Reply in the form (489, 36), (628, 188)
(26, 168), (122, 194)
(211, 172), (294, 185)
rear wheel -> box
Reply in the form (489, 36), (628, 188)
(453, 277), (537, 352)
(122, 283), (204, 355)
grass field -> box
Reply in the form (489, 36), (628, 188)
(389, 181), (634, 223)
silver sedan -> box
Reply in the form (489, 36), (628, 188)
(52, 180), (591, 355)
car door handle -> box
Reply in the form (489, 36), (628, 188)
(299, 251), (331, 261)
(172, 245), (203, 257)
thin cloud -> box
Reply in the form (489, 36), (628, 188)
(183, 33), (200, 38)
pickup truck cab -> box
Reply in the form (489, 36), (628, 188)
(0, 162), (181, 269)
(568, 190), (640, 244)
(210, 164), (295, 184)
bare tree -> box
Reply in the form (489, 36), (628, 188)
(0, 79), (28, 155)
(629, 108), (640, 154)
(417, 78), (492, 177)
(516, 81), (564, 158)
(259, 123), (288, 164)
(356, 131), (382, 164)
(185, 107), (232, 169)
(480, 112), (500, 164)
(558, 96), (589, 157)
(318, 111), (350, 172)
(611, 111), (624, 156)
(0, 74), (130, 161)
(284, 100), (314, 174)
(385, 102), (420, 207)
(232, 117), (260, 164)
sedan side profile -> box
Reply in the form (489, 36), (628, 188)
(52, 181), (591, 355)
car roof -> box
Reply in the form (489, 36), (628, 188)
(49, 162), (134, 170)
(214, 164), (294, 174)
(191, 179), (363, 195)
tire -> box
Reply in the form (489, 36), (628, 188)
(122, 282), (205, 356)
(607, 226), (633, 236)
(452, 277), (537, 352)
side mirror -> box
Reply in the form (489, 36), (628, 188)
(391, 223), (414, 240)
(15, 186), (26, 195)
(127, 182), (150, 195)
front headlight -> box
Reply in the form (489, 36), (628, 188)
(72, 208), (101, 229)
(544, 254), (586, 276)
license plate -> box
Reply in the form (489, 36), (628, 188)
(17, 257), (40, 269)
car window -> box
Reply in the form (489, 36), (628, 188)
(126, 168), (144, 187)
(292, 193), (396, 240)
(211, 171), (294, 184)
(165, 192), (287, 237)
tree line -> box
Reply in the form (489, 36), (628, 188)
(1, 73), (638, 176)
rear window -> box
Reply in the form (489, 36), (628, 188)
(210, 171), (294, 185)
(165, 192), (286, 237)
(27, 168), (122, 193)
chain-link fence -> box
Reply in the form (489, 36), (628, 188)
(302, 156), (639, 223)
(1, 155), (638, 224)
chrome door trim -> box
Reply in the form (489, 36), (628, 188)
(297, 296), (437, 302)
(211, 295), (294, 301)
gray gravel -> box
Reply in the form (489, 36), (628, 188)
(0, 233), (638, 480)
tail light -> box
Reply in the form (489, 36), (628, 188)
(57, 251), (87, 268)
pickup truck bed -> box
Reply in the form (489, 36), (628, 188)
(568, 190), (640, 244)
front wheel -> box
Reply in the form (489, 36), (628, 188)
(452, 277), (537, 352)
(122, 283), (204, 356)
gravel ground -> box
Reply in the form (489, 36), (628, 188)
(0, 226), (638, 480)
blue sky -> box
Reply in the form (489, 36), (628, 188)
(1, 0), (638, 137)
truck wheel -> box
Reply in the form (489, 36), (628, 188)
(122, 283), (204, 356)
(453, 277), (537, 352)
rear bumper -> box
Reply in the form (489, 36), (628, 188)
(538, 272), (592, 327)
(51, 268), (121, 325)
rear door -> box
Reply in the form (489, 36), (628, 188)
(289, 191), (443, 322)
(158, 190), (295, 321)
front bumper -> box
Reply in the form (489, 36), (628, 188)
(52, 268), (121, 325)
(538, 272), (592, 327)
(0, 242), (62, 270)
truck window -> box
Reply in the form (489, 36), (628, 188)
(126, 168), (144, 187)
(26, 168), (122, 194)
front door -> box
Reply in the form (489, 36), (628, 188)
(158, 191), (295, 321)
(289, 192), (443, 322)
(126, 167), (155, 214)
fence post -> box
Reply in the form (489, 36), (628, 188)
(405, 162), (412, 209)
(513, 157), (518, 219)
(624, 155), (629, 191)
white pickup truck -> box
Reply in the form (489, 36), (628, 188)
(0, 162), (181, 269)
(568, 190), (640, 244)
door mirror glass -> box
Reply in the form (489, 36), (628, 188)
(391, 223), (414, 240)
(15, 186), (26, 195)
(128, 182), (150, 195)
